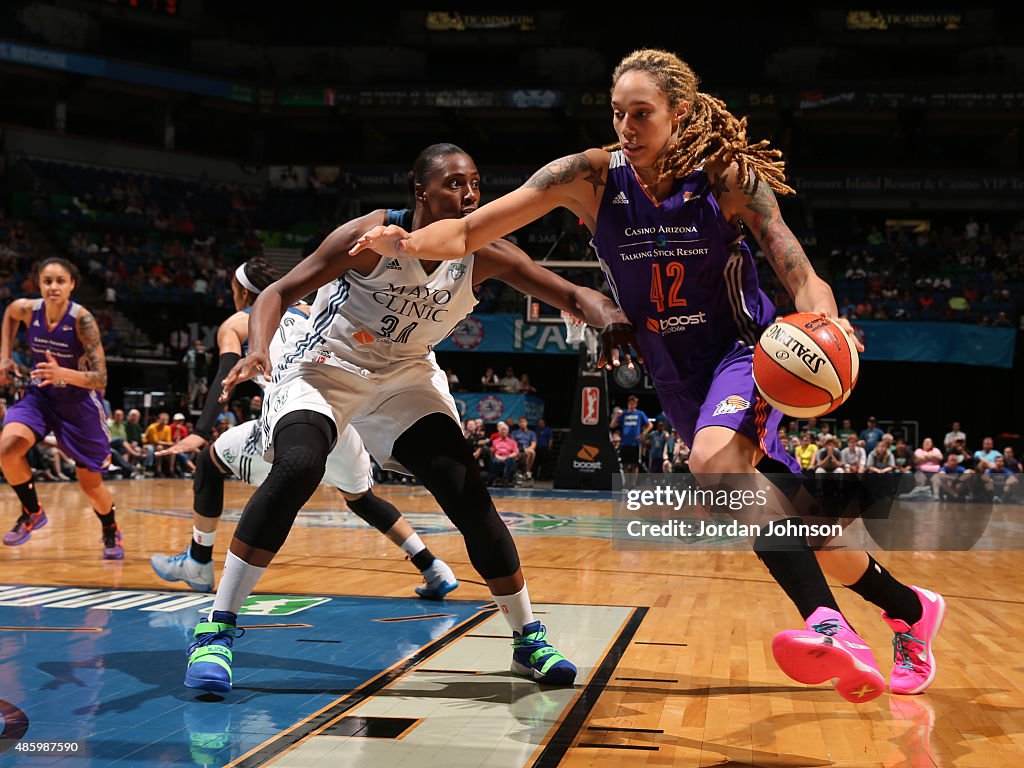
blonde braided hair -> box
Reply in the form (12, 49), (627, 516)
(607, 49), (794, 195)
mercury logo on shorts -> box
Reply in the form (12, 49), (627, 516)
(713, 395), (750, 416)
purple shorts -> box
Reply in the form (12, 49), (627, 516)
(657, 343), (801, 474)
(4, 387), (112, 473)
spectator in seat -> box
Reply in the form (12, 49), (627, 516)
(946, 437), (972, 468)
(943, 421), (967, 452)
(143, 411), (174, 477)
(815, 437), (844, 475)
(510, 417), (538, 480)
(891, 438), (914, 473)
(499, 366), (520, 393)
(866, 442), (895, 474)
(912, 437), (943, 487)
(1003, 446), (1021, 474)
(106, 408), (138, 478)
(490, 422), (519, 487)
(983, 456), (1019, 502)
(973, 436), (1001, 472)
(170, 413), (197, 477)
(795, 434), (817, 473)
(931, 453), (971, 501)
(480, 367), (500, 390)
(841, 433), (867, 474)
(859, 416), (885, 453)
(124, 409), (145, 468)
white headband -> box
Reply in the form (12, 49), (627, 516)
(234, 263), (261, 295)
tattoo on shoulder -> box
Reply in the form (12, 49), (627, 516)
(15, 299), (34, 322)
(525, 153), (604, 196)
(709, 171), (730, 198)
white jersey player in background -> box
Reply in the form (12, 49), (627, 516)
(151, 257), (458, 598)
(182, 143), (637, 694)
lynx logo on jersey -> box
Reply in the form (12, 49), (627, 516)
(448, 263), (466, 281)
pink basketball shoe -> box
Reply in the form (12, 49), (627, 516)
(882, 586), (945, 695)
(772, 607), (886, 703)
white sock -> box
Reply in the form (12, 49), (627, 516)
(400, 532), (426, 557)
(193, 526), (217, 547)
(212, 551), (266, 616)
(492, 583), (535, 634)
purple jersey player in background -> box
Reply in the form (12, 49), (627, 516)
(0, 257), (123, 558)
(352, 49), (947, 703)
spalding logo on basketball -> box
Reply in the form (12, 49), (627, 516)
(752, 313), (859, 418)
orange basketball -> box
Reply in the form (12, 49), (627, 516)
(752, 313), (859, 418)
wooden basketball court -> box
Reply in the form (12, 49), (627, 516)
(1, 477), (1022, 767)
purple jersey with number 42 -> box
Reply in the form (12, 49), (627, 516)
(591, 151), (775, 390)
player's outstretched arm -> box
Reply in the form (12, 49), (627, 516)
(351, 150), (606, 261)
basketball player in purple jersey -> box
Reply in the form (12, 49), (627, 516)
(353, 50), (945, 702)
(0, 257), (123, 558)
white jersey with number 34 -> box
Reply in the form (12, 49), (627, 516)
(278, 254), (477, 372)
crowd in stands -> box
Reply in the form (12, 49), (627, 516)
(776, 416), (1021, 503)
(601, 398), (1020, 503)
(463, 416), (554, 487)
(758, 216), (1024, 327)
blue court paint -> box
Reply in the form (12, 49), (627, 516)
(0, 586), (486, 767)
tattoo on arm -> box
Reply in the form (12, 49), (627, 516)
(525, 153), (605, 196)
(744, 181), (809, 277)
(77, 311), (108, 389)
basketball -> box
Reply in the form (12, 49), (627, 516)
(752, 313), (859, 418)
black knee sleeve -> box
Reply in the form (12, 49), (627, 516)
(234, 411), (335, 553)
(393, 413), (519, 580)
(346, 489), (401, 533)
(193, 446), (228, 519)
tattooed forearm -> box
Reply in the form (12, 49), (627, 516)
(77, 311), (108, 389)
(525, 153), (605, 196)
(744, 182), (809, 276)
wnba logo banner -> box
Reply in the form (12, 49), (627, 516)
(581, 387), (600, 425)
(555, 369), (620, 490)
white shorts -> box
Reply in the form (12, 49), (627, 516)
(258, 356), (459, 473)
(213, 418), (372, 494)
